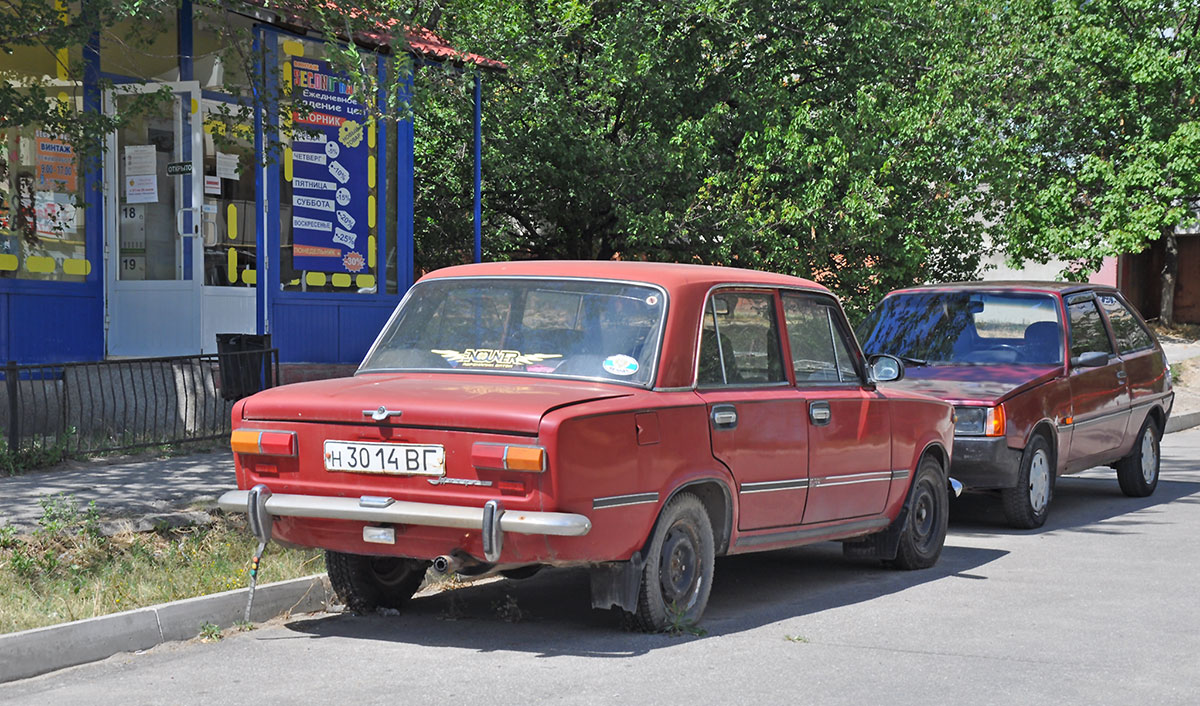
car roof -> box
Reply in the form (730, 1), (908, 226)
(886, 280), (1116, 297)
(421, 260), (828, 292)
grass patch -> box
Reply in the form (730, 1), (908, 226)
(0, 496), (323, 634)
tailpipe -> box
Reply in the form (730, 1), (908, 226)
(432, 554), (462, 575)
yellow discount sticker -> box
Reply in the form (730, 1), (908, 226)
(339, 119), (364, 148)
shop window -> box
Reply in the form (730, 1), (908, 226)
(100, 11), (179, 81)
(0, 120), (89, 283)
(275, 36), (381, 295)
(201, 99), (256, 287)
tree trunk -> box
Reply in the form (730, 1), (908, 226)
(1160, 227), (1179, 327)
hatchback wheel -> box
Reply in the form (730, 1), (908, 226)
(1001, 434), (1053, 529)
(1116, 418), (1160, 498)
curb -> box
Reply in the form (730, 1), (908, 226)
(0, 573), (333, 684)
(1166, 410), (1200, 435)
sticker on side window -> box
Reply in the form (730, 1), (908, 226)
(603, 354), (639, 376)
(432, 348), (562, 369)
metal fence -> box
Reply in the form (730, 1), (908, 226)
(1, 349), (279, 459)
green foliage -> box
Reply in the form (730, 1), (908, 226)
(423, 0), (991, 313)
(198, 621), (222, 641)
(0, 431), (72, 476)
(945, 1), (1200, 286)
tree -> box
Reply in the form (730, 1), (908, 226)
(954, 0), (1200, 325)
(428, 0), (993, 316)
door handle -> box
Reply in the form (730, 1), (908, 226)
(711, 404), (738, 429)
(176, 207), (199, 237)
(1116, 370), (1127, 381)
(810, 401), (831, 426)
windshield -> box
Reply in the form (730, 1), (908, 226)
(360, 277), (667, 386)
(858, 291), (1063, 365)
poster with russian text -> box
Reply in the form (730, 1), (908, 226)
(289, 58), (370, 275)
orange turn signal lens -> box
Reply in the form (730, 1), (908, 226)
(985, 405), (1006, 437)
(230, 429), (297, 456)
(504, 446), (546, 472)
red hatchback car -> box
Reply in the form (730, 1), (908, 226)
(220, 261), (955, 630)
(859, 282), (1174, 529)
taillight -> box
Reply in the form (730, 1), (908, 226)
(471, 443), (547, 472)
(231, 429), (297, 456)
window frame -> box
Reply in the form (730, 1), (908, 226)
(781, 290), (867, 387)
(1096, 291), (1155, 356)
(1066, 292), (1117, 362)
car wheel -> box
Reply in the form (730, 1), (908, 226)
(890, 455), (949, 570)
(628, 493), (715, 633)
(1116, 417), (1160, 498)
(1000, 433), (1054, 529)
(325, 551), (429, 613)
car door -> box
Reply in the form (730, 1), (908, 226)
(781, 292), (893, 524)
(694, 288), (811, 531)
(1064, 292), (1131, 469)
(1097, 291), (1168, 430)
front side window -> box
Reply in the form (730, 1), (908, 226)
(1068, 296), (1115, 360)
(859, 291), (1063, 365)
(697, 290), (785, 386)
(782, 293), (859, 383)
(1098, 294), (1153, 354)
(361, 277), (666, 387)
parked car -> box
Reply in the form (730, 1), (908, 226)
(219, 261), (956, 631)
(858, 282), (1174, 529)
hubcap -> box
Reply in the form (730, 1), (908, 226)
(660, 526), (700, 609)
(1141, 430), (1158, 484)
(1028, 449), (1050, 513)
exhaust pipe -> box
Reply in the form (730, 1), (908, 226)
(432, 554), (461, 575)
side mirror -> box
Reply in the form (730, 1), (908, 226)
(1070, 351), (1109, 368)
(868, 354), (905, 383)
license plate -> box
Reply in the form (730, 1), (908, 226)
(323, 441), (445, 476)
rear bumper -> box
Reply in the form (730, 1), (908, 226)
(218, 489), (592, 561)
(950, 436), (1023, 490)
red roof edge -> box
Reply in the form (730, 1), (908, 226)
(237, 1), (506, 71)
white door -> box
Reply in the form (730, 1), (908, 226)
(105, 81), (204, 356)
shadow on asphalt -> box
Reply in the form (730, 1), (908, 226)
(281, 541), (1006, 656)
(948, 454), (1200, 538)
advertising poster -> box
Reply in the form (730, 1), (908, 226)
(289, 58), (370, 274)
(35, 131), (76, 192)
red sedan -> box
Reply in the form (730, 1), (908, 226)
(220, 261), (956, 630)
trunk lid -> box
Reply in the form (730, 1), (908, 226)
(239, 372), (633, 434)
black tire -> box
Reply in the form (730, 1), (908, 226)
(628, 493), (715, 633)
(1000, 434), (1054, 529)
(891, 455), (950, 570)
(1116, 417), (1160, 498)
(325, 551), (429, 613)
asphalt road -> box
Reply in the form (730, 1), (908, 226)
(5, 429), (1200, 706)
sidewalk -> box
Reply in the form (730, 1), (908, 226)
(0, 450), (234, 531)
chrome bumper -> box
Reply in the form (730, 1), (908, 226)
(218, 489), (592, 562)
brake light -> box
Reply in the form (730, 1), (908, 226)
(471, 443), (547, 473)
(231, 429), (297, 456)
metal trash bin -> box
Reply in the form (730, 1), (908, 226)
(216, 333), (273, 401)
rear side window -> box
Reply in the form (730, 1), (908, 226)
(1098, 294), (1154, 353)
(782, 293), (859, 383)
(1067, 296), (1115, 360)
(697, 291), (786, 386)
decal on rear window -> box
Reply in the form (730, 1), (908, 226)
(432, 348), (563, 369)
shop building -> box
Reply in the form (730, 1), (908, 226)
(0, 2), (500, 366)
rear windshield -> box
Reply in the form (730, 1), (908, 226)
(360, 277), (667, 386)
(858, 291), (1063, 365)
